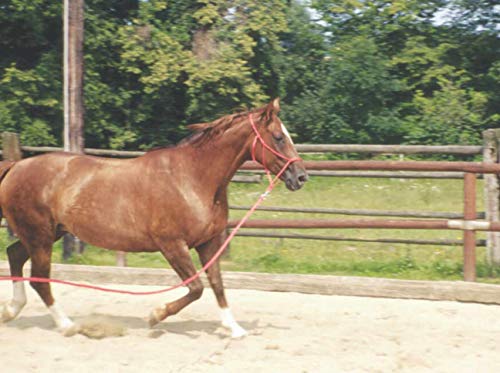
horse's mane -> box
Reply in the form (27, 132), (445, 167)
(146, 105), (270, 154)
(180, 106), (266, 147)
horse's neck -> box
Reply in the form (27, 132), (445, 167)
(191, 120), (253, 189)
(147, 119), (254, 199)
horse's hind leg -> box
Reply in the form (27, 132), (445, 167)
(2, 240), (29, 322)
(148, 240), (204, 327)
(196, 234), (247, 338)
(28, 243), (78, 336)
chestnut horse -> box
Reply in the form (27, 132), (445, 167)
(0, 98), (307, 337)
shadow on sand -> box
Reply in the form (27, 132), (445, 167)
(2, 312), (263, 340)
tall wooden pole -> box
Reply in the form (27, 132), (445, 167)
(2, 133), (22, 240)
(63, 0), (85, 153)
(63, 0), (85, 259)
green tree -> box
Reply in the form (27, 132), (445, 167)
(308, 0), (498, 145)
(0, 0), (61, 145)
(286, 35), (403, 144)
(404, 77), (488, 145)
(0, 0), (497, 149)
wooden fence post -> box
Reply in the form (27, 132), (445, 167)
(2, 132), (22, 162)
(116, 251), (127, 267)
(463, 172), (477, 281)
(482, 129), (500, 265)
(2, 132), (22, 240)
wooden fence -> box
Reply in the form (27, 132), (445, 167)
(2, 130), (500, 280)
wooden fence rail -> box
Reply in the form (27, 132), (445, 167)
(231, 230), (484, 247)
(18, 142), (484, 180)
(242, 160), (500, 173)
(229, 205), (485, 219)
(240, 169), (472, 179)
(19, 143), (483, 156)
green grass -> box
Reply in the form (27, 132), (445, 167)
(1, 176), (500, 283)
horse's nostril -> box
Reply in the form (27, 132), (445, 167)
(298, 173), (308, 184)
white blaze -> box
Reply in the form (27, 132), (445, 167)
(280, 121), (294, 144)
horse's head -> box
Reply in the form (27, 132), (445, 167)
(250, 98), (308, 191)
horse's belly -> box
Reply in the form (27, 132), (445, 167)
(62, 202), (156, 251)
(73, 223), (155, 252)
(58, 182), (156, 250)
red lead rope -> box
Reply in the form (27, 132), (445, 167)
(0, 115), (301, 295)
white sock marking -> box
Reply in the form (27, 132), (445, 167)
(49, 303), (75, 331)
(12, 281), (27, 306)
(221, 308), (247, 338)
(2, 281), (27, 320)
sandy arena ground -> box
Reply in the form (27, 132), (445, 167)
(1, 282), (500, 372)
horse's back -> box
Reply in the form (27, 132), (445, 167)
(0, 152), (78, 203)
(0, 152), (126, 201)
(0, 152), (156, 249)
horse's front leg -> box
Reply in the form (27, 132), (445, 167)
(148, 240), (204, 327)
(196, 233), (247, 338)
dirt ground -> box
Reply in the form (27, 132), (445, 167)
(1, 282), (500, 373)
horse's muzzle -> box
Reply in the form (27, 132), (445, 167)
(284, 166), (308, 191)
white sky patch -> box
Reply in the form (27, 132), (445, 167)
(280, 121), (294, 144)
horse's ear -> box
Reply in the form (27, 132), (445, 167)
(265, 97), (280, 114)
(272, 97), (280, 112)
(261, 97), (280, 123)
(259, 98), (280, 131)
(187, 123), (207, 132)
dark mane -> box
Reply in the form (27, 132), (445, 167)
(180, 107), (265, 147)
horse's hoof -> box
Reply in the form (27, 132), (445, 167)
(1, 306), (15, 323)
(60, 322), (80, 337)
(1, 302), (23, 323)
(54, 316), (80, 337)
(230, 326), (248, 339)
(147, 308), (164, 328)
(221, 319), (247, 338)
(57, 318), (80, 337)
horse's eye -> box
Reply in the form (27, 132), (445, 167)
(272, 132), (284, 143)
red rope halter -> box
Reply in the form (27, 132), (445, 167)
(249, 114), (301, 184)
(0, 114), (301, 295)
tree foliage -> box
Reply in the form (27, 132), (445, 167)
(0, 0), (498, 148)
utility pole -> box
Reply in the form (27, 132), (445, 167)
(63, 0), (85, 259)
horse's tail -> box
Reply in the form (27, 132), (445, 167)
(0, 160), (15, 220)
